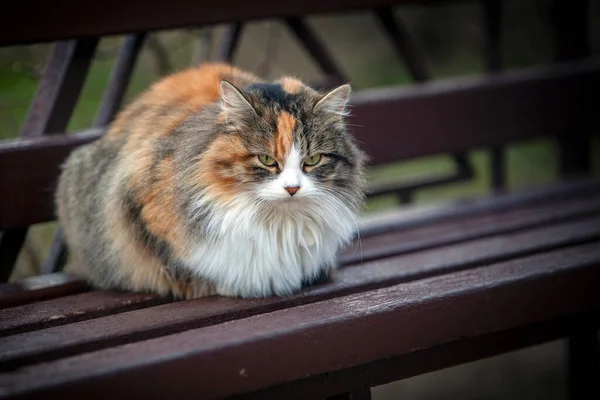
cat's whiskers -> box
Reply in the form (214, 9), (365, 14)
(315, 187), (362, 259)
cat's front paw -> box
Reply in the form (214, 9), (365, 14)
(214, 265), (334, 298)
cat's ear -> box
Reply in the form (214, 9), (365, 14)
(313, 84), (352, 117)
(220, 81), (256, 114)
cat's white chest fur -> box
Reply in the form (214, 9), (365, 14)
(186, 199), (357, 298)
(186, 144), (359, 298)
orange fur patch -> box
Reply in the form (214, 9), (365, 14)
(104, 188), (175, 296)
(280, 78), (303, 94)
(104, 191), (214, 299)
(138, 157), (188, 258)
(116, 63), (260, 194)
(274, 111), (296, 161)
(109, 62), (259, 144)
(193, 135), (250, 204)
(149, 63), (258, 112)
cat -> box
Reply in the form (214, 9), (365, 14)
(56, 63), (367, 299)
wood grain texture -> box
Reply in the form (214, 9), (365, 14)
(234, 310), (599, 400)
(358, 177), (600, 236)
(343, 193), (600, 264)
(1, 215), (598, 369)
(0, 291), (169, 337)
(1, 189), (598, 337)
(1, 241), (598, 399)
(1, 178), (598, 311)
(0, 273), (86, 310)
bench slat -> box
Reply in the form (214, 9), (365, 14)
(2, 189), (598, 337)
(0, 273), (86, 310)
(1, 241), (598, 399)
(1, 178), (598, 312)
(0, 130), (100, 231)
(2, 60), (598, 229)
(345, 193), (600, 264)
(1, 214), (598, 369)
(2, 190), (598, 336)
(0, 291), (168, 337)
(359, 176), (600, 236)
(235, 311), (599, 400)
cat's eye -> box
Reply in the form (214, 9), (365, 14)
(258, 154), (277, 167)
(304, 154), (322, 167)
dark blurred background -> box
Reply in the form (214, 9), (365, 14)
(1, 0), (599, 398)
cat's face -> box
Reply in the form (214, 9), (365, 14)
(194, 78), (366, 217)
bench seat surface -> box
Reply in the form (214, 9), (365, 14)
(0, 178), (599, 399)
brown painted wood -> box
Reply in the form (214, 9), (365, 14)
(1, 241), (598, 399)
(0, 0), (432, 46)
(3, 190), (597, 338)
(352, 58), (599, 164)
(234, 310), (600, 400)
(2, 177), (598, 311)
(1, 215), (598, 370)
(358, 177), (600, 237)
(0, 273), (87, 310)
(344, 193), (600, 265)
(0, 129), (101, 230)
(0, 291), (169, 337)
(0, 2), (595, 397)
(1, 60), (598, 229)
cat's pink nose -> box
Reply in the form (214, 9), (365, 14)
(285, 186), (300, 196)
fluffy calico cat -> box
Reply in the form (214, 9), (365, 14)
(56, 63), (366, 299)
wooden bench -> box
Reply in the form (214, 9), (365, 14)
(1, 0), (599, 399)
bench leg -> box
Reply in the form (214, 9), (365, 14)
(568, 330), (600, 400)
